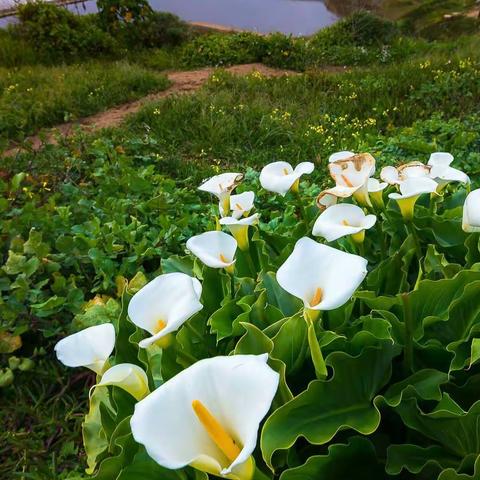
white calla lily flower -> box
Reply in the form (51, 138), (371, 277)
(388, 177), (438, 221)
(277, 237), (367, 314)
(187, 231), (237, 272)
(380, 161), (431, 185)
(128, 273), (203, 349)
(368, 178), (388, 209)
(96, 363), (149, 401)
(428, 152), (470, 187)
(328, 153), (376, 207)
(259, 161), (314, 196)
(219, 214), (260, 251)
(462, 188), (480, 233)
(328, 151), (356, 163)
(199, 173), (244, 216)
(54, 323), (115, 374)
(228, 191), (255, 219)
(312, 204), (376, 243)
(130, 354), (279, 480)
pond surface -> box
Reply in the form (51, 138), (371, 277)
(1, 0), (344, 35)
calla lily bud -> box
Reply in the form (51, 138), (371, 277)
(312, 203), (376, 243)
(367, 178), (388, 210)
(259, 161), (314, 196)
(54, 323), (115, 375)
(328, 153), (376, 207)
(186, 231), (237, 273)
(128, 273), (203, 349)
(95, 363), (149, 401)
(219, 214), (260, 251)
(226, 191), (255, 219)
(277, 237), (367, 319)
(388, 177), (438, 221)
(199, 173), (244, 217)
(428, 152), (470, 190)
(462, 188), (480, 233)
(130, 354), (279, 480)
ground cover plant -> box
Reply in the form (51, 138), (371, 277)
(49, 149), (480, 480)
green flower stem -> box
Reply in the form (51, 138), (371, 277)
(304, 311), (327, 379)
(406, 221), (423, 265)
(307, 322), (327, 379)
(401, 293), (414, 374)
(229, 272), (235, 299)
(295, 191), (309, 228)
(377, 218), (387, 260)
(354, 238), (365, 257)
(245, 249), (257, 279)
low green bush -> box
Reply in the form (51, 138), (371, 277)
(311, 10), (399, 47)
(181, 32), (268, 67)
(127, 11), (191, 48)
(14, 3), (117, 61)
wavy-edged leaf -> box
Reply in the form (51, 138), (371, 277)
(280, 436), (383, 480)
(261, 344), (396, 468)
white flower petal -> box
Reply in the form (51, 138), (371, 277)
(230, 191), (255, 219)
(428, 152), (454, 167)
(128, 273), (203, 348)
(259, 161), (313, 196)
(312, 203), (375, 242)
(97, 363), (149, 400)
(400, 162), (431, 179)
(219, 213), (260, 227)
(130, 354), (279, 476)
(329, 153), (375, 189)
(294, 161), (315, 175)
(186, 231), (237, 268)
(389, 177), (438, 199)
(430, 165), (470, 184)
(199, 173), (243, 198)
(368, 178), (388, 192)
(329, 151), (355, 163)
(277, 237), (367, 311)
(380, 166), (400, 185)
(463, 189), (480, 232)
(54, 323), (115, 374)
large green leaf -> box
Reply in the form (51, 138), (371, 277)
(280, 436), (383, 480)
(386, 444), (460, 476)
(393, 395), (480, 458)
(261, 345), (396, 468)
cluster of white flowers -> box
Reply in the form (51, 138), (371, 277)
(54, 149), (475, 480)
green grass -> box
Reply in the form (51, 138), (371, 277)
(0, 61), (170, 146)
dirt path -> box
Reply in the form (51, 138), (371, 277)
(3, 63), (297, 157)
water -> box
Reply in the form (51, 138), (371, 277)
(1, 0), (342, 35)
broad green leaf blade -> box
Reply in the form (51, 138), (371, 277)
(261, 345), (395, 468)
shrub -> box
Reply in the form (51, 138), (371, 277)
(311, 10), (399, 48)
(96, 0), (153, 31)
(127, 11), (191, 48)
(15, 2), (117, 61)
(180, 32), (268, 67)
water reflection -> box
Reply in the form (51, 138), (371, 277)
(1, 0), (376, 34)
